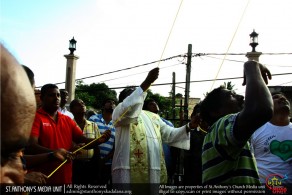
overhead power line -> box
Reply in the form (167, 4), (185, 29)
(75, 72), (292, 91)
(204, 55), (292, 67)
(36, 54), (185, 88)
(36, 52), (291, 88)
(194, 52), (292, 56)
(97, 62), (183, 84)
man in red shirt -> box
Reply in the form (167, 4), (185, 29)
(26, 84), (111, 184)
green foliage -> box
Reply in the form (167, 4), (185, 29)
(203, 81), (237, 97)
(175, 93), (183, 98)
(75, 92), (96, 107)
(223, 81), (237, 91)
(75, 82), (182, 124)
(75, 82), (117, 110)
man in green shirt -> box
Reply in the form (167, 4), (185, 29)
(200, 61), (273, 184)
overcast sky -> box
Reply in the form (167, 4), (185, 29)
(1, 0), (291, 99)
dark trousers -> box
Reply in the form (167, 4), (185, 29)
(72, 159), (100, 184)
(99, 163), (112, 186)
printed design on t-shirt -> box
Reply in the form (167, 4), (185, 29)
(263, 135), (276, 153)
(42, 123), (51, 127)
(270, 140), (292, 161)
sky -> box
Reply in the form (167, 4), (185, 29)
(1, 0), (292, 100)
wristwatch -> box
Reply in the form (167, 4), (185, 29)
(187, 122), (196, 131)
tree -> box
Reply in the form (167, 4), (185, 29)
(203, 81), (237, 98)
(75, 82), (117, 110)
(223, 81), (236, 91)
(175, 93), (183, 98)
(75, 82), (175, 121)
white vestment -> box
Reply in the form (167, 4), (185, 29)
(112, 87), (190, 184)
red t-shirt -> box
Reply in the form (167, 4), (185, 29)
(30, 108), (83, 184)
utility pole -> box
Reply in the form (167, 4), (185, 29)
(184, 44), (192, 124)
(172, 72), (176, 124)
(174, 44), (192, 185)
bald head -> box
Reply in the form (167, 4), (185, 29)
(1, 44), (36, 183)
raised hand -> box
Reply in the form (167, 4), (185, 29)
(141, 67), (159, 91)
(258, 63), (272, 84)
(145, 67), (159, 84)
(242, 61), (272, 86)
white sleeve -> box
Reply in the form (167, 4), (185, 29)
(160, 119), (190, 150)
(113, 87), (147, 124)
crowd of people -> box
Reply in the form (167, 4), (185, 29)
(1, 43), (292, 194)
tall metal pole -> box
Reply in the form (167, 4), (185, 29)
(172, 72), (176, 124)
(184, 44), (192, 124)
(174, 44), (192, 185)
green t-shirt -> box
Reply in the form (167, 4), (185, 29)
(202, 113), (260, 184)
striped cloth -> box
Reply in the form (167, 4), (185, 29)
(89, 113), (115, 165)
(202, 113), (260, 184)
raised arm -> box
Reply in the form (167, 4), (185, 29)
(140, 67), (159, 91)
(113, 67), (160, 124)
(235, 61), (273, 142)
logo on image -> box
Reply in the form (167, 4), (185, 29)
(265, 174), (288, 194)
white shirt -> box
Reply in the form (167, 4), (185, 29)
(58, 107), (74, 119)
(251, 122), (292, 184)
(112, 87), (190, 183)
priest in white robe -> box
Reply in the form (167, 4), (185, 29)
(112, 68), (198, 188)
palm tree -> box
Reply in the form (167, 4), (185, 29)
(223, 81), (236, 91)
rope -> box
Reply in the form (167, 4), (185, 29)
(46, 107), (131, 178)
(209, 0), (250, 92)
(197, 125), (208, 134)
(46, 159), (67, 178)
(157, 0), (184, 68)
(46, 0), (185, 178)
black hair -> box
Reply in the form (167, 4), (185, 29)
(60, 89), (68, 94)
(191, 102), (201, 117)
(102, 98), (116, 106)
(271, 91), (286, 97)
(22, 65), (35, 87)
(200, 85), (226, 125)
(118, 86), (136, 103)
(69, 99), (81, 110)
(41, 84), (58, 97)
(143, 98), (156, 111)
